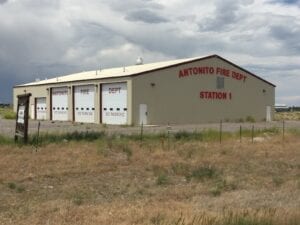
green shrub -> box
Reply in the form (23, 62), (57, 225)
(189, 165), (218, 181)
(272, 177), (284, 187)
(174, 131), (203, 141)
(122, 145), (132, 159)
(0, 135), (14, 145)
(210, 186), (222, 197)
(16, 185), (25, 193)
(72, 193), (84, 206)
(0, 107), (16, 120)
(150, 213), (166, 225)
(246, 116), (255, 123)
(8, 182), (16, 189)
(4, 111), (16, 120)
(171, 162), (190, 176)
(29, 131), (106, 145)
(156, 173), (169, 185)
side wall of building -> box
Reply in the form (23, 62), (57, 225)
(132, 57), (275, 125)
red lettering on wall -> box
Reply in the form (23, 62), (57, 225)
(179, 66), (247, 83)
(178, 67), (215, 78)
(231, 71), (247, 82)
(199, 91), (232, 100)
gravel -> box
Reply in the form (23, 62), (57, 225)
(1, 118), (300, 138)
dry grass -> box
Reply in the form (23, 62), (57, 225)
(0, 132), (299, 225)
(275, 112), (300, 121)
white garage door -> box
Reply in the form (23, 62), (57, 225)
(51, 87), (69, 121)
(102, 82), (127, 125)
(74, 85), (95, 123)
(36, 97), (47, 120)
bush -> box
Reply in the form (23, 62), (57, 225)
(156, 173), (169, 185)
(8, 182), (16, 189)
(0, 107), (16, 120)
(29, 131), (106, 145)
(171, 162), (190, 176)
(0, 135), (14, 145)
(246, 116), (255, 123)
(174, 131), (203, 141)
(4, 111), (16, 120)
(189, 165), (218, 181)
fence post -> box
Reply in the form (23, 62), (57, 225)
(219, 120), (222, 144)
(167, 123), (171, 150)
(251, 125), (254, 143)
(35, 121), (41, 152)
(140, 122), (144, 142)
(240, 125), (242, 143)
(282, 120), (285, 142)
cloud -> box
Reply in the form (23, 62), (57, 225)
(270, 25), (300, 54)
(125, 9), (168, 23)
(0, 0), (299, 105)
(269, 0), (300, 6)
(0, 0), (8, 5)
(198, 0), (254, 31)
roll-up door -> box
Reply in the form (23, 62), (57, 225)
(102, 82), (127, 125)
(74, 85), (95, 123)
(51, 87), (69, 121)
(36, 97), (47, 120)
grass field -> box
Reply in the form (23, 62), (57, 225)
(0, 106), (16, 120)
(0, 130), (299, 225)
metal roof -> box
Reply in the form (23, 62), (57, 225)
(15, 55), (275, 87)
(17, 56), (200, 87)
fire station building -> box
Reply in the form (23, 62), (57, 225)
(13, 55), (275, 125)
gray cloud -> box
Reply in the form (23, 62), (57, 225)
(199, 0), (254, 31)
(270, 25), (300, 54)
(104, 0), (164, 12)
(269, 0), (300, 6)
(125, 9), (168, 23)
(0, 0), (8, 5)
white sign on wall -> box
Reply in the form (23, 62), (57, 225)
(17, 105), (25, 124)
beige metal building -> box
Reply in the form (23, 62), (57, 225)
(13, 55), (275, 125)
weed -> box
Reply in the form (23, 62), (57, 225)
(16, 185), (25, 193)
(0, 107), (16, 120)
(152, 165), (167, 176)
(174, 131), (203, 141)
(237, 118), (244, 123)
(156, 173), (169, 186)
(273, 177), (284, 187)
(8, 182), (16, 189)
(189, 165), (218, 181)
(72, 192), (84, 206)
(122, 145), (133, 159)
(288, 128), (300, 136)
(7, 182), (25, 193)
(210, 186), (222, 197)
(96, 140), (109, 156)
(29, 131), (106, 145)
(0, 135), (14, 145)
(150, 213), (166, 225)
(171, 162), (190, 176)
(73, 196), (83, 206)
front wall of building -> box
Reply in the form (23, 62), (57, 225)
(13, 78), (133, 124)
(132, 57), (275, 125)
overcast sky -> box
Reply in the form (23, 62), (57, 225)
(0, 0), (299, 105)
